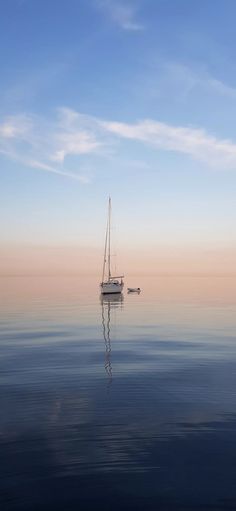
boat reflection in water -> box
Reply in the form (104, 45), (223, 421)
(100, 293), (124, 384)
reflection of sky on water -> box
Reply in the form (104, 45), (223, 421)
(1, 276), (236, 509)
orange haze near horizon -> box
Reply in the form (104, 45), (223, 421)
(0, 244), (235, 276)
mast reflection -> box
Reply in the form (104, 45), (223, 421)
(100, 293), (124, 384)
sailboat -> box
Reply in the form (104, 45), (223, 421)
(100, 198), (124, 294)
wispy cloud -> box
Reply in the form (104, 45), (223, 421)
(21, 159), (90, 183)
(51, 108), (103, 163)
(96, 0), (144, 31)
(207, 76), (236, 99)
(102, 118), (236, 168)
(0, 109), (102, 183)
(2, 107), (236, 181)
(162, 62), (236, 100)
(0, 115), (32, 139)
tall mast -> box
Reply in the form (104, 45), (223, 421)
(102, 201), (109, 283)
(102, 198), (111, 283)
(108, 197), (111, 279)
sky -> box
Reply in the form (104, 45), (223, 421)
(1, 0), (236, 275)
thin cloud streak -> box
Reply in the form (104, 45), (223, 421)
(27, 160), (90, 183)
(0, 148), (89, 183)
(102, 118), (236, 168)
(163, 63), (236, 100)
(96, 0), (144, 31)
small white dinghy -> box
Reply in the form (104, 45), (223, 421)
(127, 287), (141, 293)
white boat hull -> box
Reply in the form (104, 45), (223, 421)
(100, 281), (124, 294)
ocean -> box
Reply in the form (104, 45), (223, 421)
(1, 275), (236, 510)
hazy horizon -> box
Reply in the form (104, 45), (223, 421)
(1, 242), (236, 276)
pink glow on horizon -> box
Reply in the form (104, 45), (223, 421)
(0, 244), (236, 276)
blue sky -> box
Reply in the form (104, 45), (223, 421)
(1, 0), (236, 269)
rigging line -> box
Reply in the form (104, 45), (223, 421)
(108, 197), (111, 279)
(102, 200), (109, 283)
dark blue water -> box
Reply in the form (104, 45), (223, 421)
(1, 276), (236, 510)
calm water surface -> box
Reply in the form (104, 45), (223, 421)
(1, 275), (236, 510)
